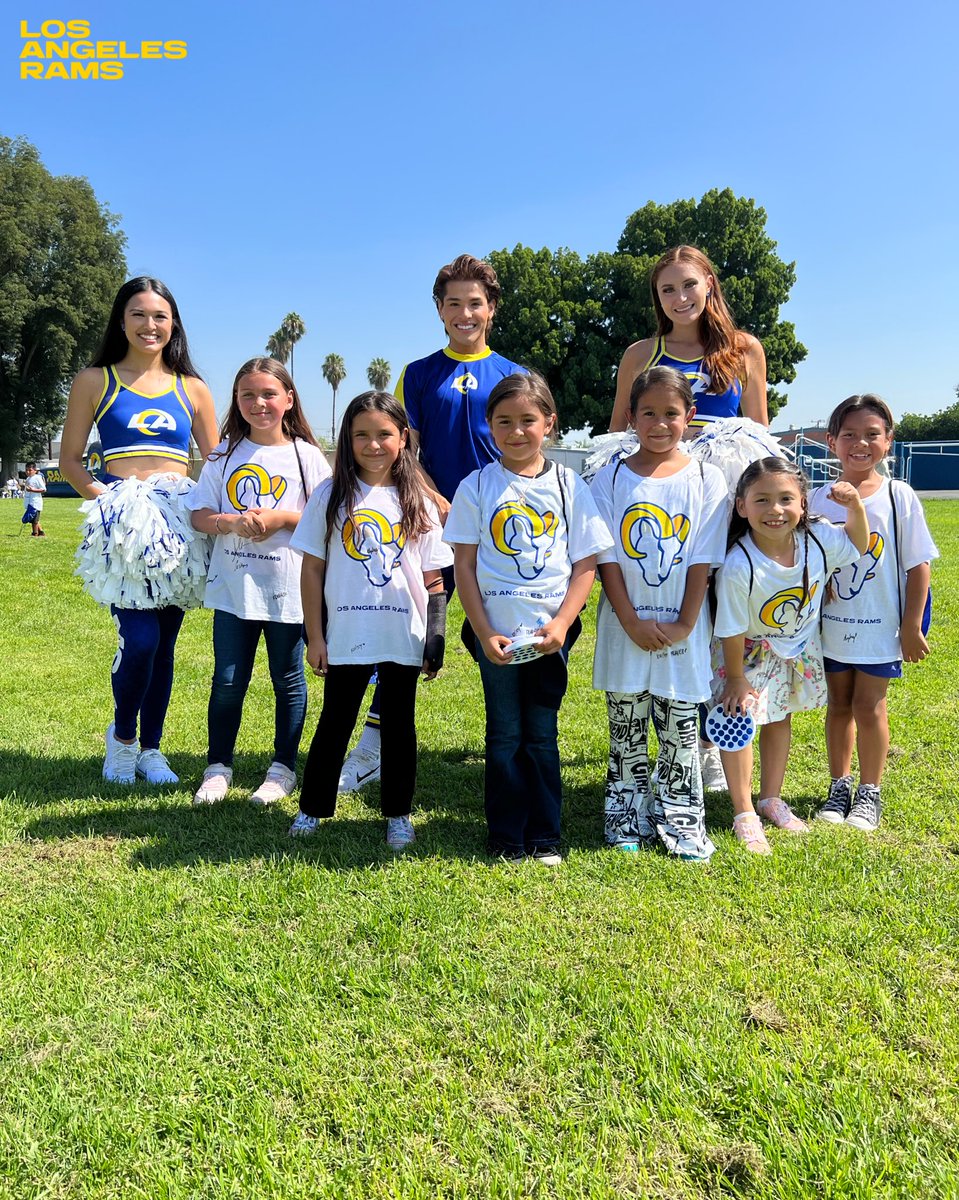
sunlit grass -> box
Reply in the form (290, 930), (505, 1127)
(0, 498), (956, 1198)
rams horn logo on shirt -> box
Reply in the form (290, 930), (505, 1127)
(450, 372), (479, 395)
(759, 582), (819, 631)
(833, 531), (883, 601)
(226, 464), (288, 511)
(489, 501), (558, 581)
(343, 507), (406, 587)
(620, 502), (690, 587)
(127, 409), (178, 436)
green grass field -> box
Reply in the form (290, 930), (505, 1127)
(1, 498), (957, 1199)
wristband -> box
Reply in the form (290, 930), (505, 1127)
(214, 515), (224, 534)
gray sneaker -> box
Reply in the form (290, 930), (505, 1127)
(846, 784), (881, 832)
(386, 815), (416, 850)
(816, 775), (853, 824)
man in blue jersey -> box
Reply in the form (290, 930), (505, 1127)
(339, 254), (524, 792)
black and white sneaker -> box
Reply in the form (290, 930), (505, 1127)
(846, 784), (882, 832)
(530, 844), (563, 867)
(816, 775), (854, 824)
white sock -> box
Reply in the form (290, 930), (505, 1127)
(357, 724), (380, 755)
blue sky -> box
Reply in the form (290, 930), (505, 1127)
(5, 0), (958, 438)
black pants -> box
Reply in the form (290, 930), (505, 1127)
(300, 662), (420, 818)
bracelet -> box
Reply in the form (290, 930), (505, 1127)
(214, 515), (224, 534)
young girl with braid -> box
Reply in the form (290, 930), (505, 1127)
(712, 459), (868, 854)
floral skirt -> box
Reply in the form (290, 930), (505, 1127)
(710, 633), (826, 725)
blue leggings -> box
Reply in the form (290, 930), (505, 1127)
(110, 606), (185, 748)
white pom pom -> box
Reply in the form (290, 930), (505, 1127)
(75, 474), (210, 609)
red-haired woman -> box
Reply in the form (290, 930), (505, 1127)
(610, 245), (768, 433)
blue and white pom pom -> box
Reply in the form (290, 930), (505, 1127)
(686, 418), (790, 494)
(75, 474), (210, 609)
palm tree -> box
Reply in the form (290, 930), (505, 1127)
(366, 357), (391, 391)
(265, 330), (291, 364)
(322, 353), (347, 442)
(281, 312), (307, 379)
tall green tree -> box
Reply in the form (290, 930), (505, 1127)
(0, 136), (126, 478)
(490, 189), (807, 433)
(322, 353), (347, 441)
(281, 312), (306, 379)
(265, 330), (291, 364)
(367, 357), (391, 391)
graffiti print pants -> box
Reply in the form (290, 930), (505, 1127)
(604, 692), (715, 861)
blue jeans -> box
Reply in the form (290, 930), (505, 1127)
(111, 606), (185, 749)
(208, 610), (306, 770)
(476, 650), (569, 854)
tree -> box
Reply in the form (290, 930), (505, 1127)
(897, 387), (959, 442)
(322, 353), (347, 441)
(281, 312), (306, 379)
(490, 189), (807, 434)
(265, 330), (291, 364)
(367, 357), (391, 391)
(0, 136), (127, 478)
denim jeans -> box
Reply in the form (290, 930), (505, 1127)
(208, 610), (306, 770)
(111, 605), (185, 748)
(476, 650), (569, 854)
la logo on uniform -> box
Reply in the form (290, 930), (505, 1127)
(128, 409), (177, 436)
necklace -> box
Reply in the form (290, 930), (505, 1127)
(500, 460), (549, 505)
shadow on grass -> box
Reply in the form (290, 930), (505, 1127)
(7, 746), (740, 870)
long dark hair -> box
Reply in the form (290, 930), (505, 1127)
(91, 276), (202, 377)
(826, 393), (895, 438)
(325, 392), (432, 553)
(728, 457), (825, 603)
(212, 357), (319, 460)
(650, 246), (748, 396)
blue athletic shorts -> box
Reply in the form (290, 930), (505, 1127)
(823, 657), (902, 679)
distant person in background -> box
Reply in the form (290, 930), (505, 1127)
(338, 253), (525, 793)
(59, 276), (218, 786)
(22, 463), (46, 536)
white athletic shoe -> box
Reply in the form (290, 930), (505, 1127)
(250, 762), (296, 807)
(103, 723), (139, 784)
(193, 764), (233, 806)
(289, 811), (321, 838)
(337, 745), (381, 793)
(386, 815), (416, 850)
(700, 744), (728, 792)
(136, 748), (179, 785)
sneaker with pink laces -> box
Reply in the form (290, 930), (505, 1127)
(250, 763), (296, 807)
(756, 796), (809, 833)
(732, 811), (772, 855)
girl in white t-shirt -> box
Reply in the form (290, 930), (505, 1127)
(714, 458), (868, 854)
(288, 392), (451, 849)
(591, 367), (728, 861)
(444, 371), (613, 864)
(189, 357), (331, 807)
(810, 394), (938, 832)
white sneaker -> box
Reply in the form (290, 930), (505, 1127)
(289, 810), (320, 838)
(700, 744), (728, 792)
(193, 763), (233, 806)
(103, 723), (139, 784)
(386, 815), (416, 850)
(338, 745), (381, 792)
(136, 748), (179, 785)
(250, 762), (296, 807)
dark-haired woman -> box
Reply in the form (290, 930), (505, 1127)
(60, 277), (218, 785)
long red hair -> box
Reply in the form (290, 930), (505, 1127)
(650, 245), (748, 396)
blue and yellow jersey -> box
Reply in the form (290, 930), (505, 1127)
(642, 337), (742, 427)
(94, 365), (195, 468)
(395, 347), (523, 501)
